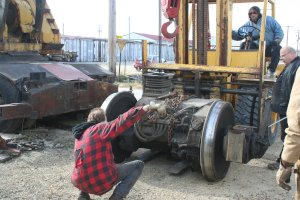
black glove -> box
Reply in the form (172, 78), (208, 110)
(271, 39), (280, 46)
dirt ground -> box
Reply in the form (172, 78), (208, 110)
(0, 125), (295, 200)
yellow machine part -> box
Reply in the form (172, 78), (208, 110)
(14, 0), (35, 33)
(1, 0), (60, 52)
(42, 2), (60, 44)
(191, 50), (261, 68)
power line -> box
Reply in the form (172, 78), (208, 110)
(98, 25), (102, 39)
(296, 29), (300, 56)
(283, 25), (293, 46)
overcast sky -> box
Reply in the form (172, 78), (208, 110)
(47, 0), (300, 48)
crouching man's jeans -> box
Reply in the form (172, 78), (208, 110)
(113, 160), (144, 198)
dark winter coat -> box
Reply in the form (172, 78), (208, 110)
(271, 56), (300, 115)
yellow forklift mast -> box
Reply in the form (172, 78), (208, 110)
(151, 0), (278, 72)
(145, 0), (279, 120)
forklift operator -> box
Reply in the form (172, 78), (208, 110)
(232, 6), (284, 77)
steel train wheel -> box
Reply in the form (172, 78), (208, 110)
(200, 100), (234, 182)
(101, 91), (137, 163)
(0, 75), (23, 133)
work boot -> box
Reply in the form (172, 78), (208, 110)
(109, 193), (123, 200)
(267, 161), (280, 170)
(78, 191), (91, 200)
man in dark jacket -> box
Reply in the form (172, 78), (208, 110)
(232, 6), (284, 77)
(269, 46), (300, 170)
(71, 103), (166, 200)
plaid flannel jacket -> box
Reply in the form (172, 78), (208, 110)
(71, 106), (145, 195)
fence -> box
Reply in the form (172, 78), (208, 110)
(61, 36), (175, 62)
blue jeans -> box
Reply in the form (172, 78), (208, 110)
(112, 160), (144, 198)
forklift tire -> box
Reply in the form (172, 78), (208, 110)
(0, 75), (23, 133)
(235, 88), (279, 146)
(235, 87), (259, 127)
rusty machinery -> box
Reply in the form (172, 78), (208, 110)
(101, 0), (282, 182)
(0, 0), (118, 132)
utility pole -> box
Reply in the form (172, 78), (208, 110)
(108, 0), (116, 74)
(158, 0), (162, 63)
(284, 25), (292, 46)
(98, 25), (102, 62)
(128, 16), (131, 61)
(297, 30), (300, 56)
(128, 16), (131, 41)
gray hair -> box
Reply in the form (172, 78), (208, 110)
(285, 46), (297, 54)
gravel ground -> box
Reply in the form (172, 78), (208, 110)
(0, 126), (295, 200)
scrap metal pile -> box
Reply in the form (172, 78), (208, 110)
(0, 133), (44, 163)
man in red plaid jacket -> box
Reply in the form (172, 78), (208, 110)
(71, 103), (166, 200)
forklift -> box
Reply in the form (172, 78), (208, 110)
(102, 0), (281, 182)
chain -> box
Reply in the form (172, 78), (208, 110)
(165, 93), (188, 110)
(164, 93), (188, 144)
(167, 116), (175, 144)
(140, 93), (189, 144)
